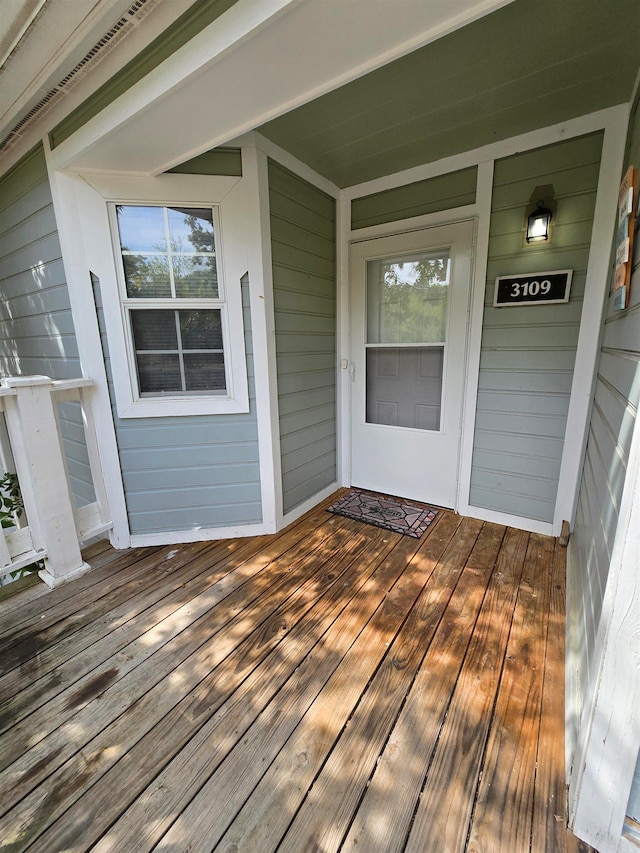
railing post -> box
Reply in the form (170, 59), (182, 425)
(3, 376), (90, 587)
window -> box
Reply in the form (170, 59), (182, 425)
(115, 204), (229, 398)
(98, 177), (249, 419)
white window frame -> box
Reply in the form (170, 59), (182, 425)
(80, 173), (250, 418)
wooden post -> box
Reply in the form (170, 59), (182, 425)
(3, 376), (90, 588)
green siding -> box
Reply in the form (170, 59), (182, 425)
(167, 147), (242, 176)
(269, 161), (337, 514)
(569, 100), (640, 762)
(0, 145), (95, 508)
(470, 131), (604, 523)
(351, 167), (477, 230)
(92, 273), (262, 535)
(49, 0), (241, 149)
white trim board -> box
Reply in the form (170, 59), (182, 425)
(45, 149), (131, 549)
(464, 504), (554, 537)
(553, 104), (630, 533)
(457, 159), (494, 520)
(251, 132), (341, 200)
(130, 521), (268, 548)
(568, 373), (640, 852)
(240, 140), (283, 533)
(281, 482), (340, 529)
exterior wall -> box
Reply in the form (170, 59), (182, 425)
(469, 132), (603, 522)
(0, 144), (94, 507)
(92, 272), (262, 535)
(350, 166), (477, 229)
(568, 101), (640, 787)
(268, 161), (337, 515)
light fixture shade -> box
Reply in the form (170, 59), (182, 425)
(526, 200), (552, 243)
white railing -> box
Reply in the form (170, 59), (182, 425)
(0, 375), (112, 588)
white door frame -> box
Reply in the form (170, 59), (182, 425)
(348, 220), (475, 509)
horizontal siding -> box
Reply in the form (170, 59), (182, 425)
(351, 166), (477, 229)
(568, 100), (640, 773)
(0, 145), (94, 509)
(167, 147), (242, 176)
(92, 272), (262, 535)
(269, 161), (337, 515)
(470, 131), (603, 522)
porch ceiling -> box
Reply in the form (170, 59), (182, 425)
(258, 0), (640, 187)
(48, 0), (519, 174)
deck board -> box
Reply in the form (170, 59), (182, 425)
(0, 495), (596, 853)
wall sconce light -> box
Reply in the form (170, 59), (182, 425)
(526, 200), (553, 243)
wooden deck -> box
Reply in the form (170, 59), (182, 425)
(0, 494), (595, 852)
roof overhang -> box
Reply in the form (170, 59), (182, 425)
(49, 0), (516, 175)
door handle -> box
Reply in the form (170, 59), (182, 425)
(349, 362), (355, 382)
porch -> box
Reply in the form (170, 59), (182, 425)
(0, 493), (594, 852)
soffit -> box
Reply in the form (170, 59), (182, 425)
(258, 0), (640, 187)
(49, 0), (517, 174)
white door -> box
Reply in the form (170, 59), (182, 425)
(350, 221), (473, 508)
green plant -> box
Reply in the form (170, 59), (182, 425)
(0, 471), (23, 529)
(0, 472), (42, 585)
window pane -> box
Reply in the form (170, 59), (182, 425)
(131, 310), (178, 350)
(123, 254), (171, 298)
(366, 346), (443, 430)
(168, 207), (215, 253)
(117, 206), (166, 252)
(366, 251), (450, 344)
(179, 310), (223, 349)
(184, 352), (226, 392)
(173, 255), (219, 298)
(137, 354), (182, 393)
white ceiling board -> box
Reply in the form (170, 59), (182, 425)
(52, 0), (515, 174)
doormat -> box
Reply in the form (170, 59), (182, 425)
(327, 489), (438, 538)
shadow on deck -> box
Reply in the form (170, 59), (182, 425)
(0, 492), (596, 852)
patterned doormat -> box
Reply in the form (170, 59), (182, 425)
(327, 489), (438, 538)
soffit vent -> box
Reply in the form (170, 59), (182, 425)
(0, 0), (160, 155)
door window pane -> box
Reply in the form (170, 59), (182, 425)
(366, 250), (450, 344)
(366, 346), (444, 430)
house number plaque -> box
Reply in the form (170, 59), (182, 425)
(493, 269), (573, 307)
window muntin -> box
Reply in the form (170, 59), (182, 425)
(115, 204), (227, 398)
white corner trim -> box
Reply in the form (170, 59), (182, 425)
(553, 103), (630, 534)
(44, 148), (131, 548)
(130, 521), (268, 548)
(336, 198), (351, 488)
(464, 503), (554, 536)
(457, 159), (494, 517)
(251, 131), (341, 199)
(240, 141), (283, 533)
(281, 482), (340, 529)
(344, 105), (629, 201)
(568, 382), (640, 852)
